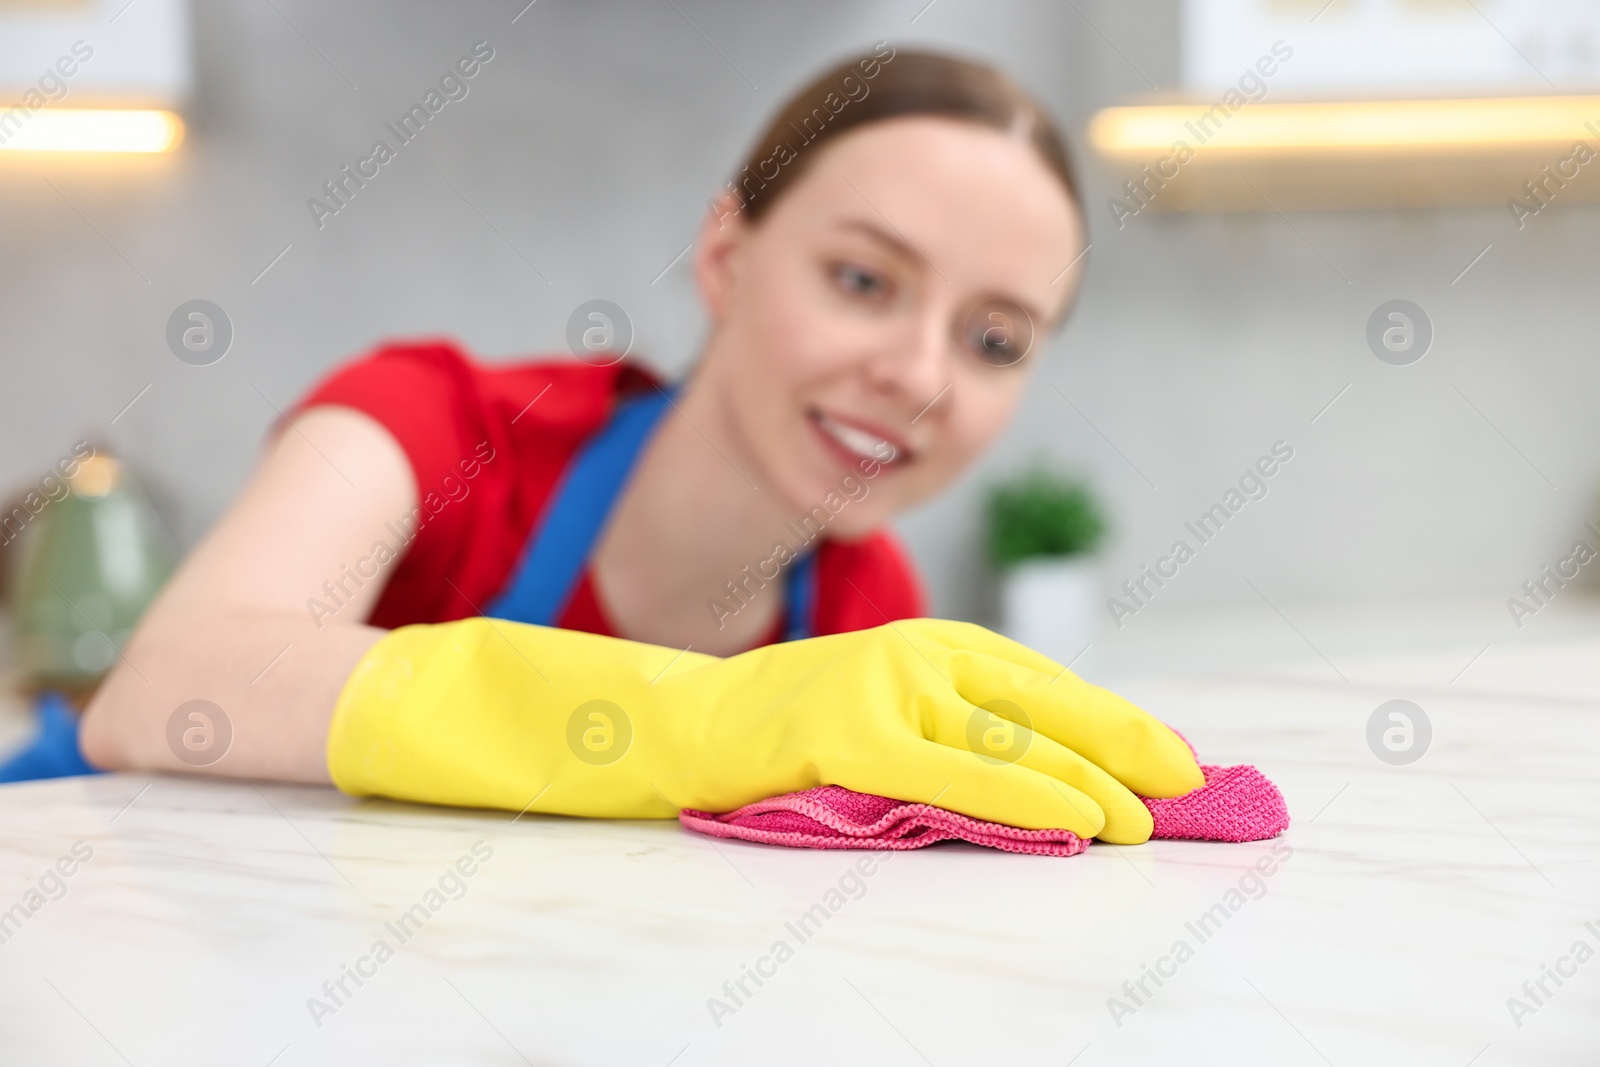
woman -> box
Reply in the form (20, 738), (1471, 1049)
(80, 47), (1203, 843)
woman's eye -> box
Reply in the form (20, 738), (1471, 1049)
(964, 299), (1035, 367)
(832, 263), (888, 300)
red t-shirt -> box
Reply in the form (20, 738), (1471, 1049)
(291, 339), (927, 644)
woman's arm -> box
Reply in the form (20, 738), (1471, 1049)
(79, 406), (418, 783)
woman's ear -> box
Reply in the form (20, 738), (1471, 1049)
(693, 189), (747, 324)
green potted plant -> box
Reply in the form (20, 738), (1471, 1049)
(986, 466), (1106, 663)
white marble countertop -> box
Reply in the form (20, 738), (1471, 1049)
(1, 614), (1598, 1065)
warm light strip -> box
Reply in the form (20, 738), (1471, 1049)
(0, 109), (184, 153)
(1089, 96), (1600, 157)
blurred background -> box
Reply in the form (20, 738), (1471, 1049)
(2, 0), (1599, 723)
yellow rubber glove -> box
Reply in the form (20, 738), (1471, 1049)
(328, 617), (1203, 843)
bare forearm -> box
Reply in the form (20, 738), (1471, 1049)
(79, 406), (418, 782)
(80, 610), (384, 783)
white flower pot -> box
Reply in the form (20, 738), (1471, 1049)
(999, 556), (1101, 665)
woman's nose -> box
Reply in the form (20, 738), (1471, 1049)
(865, 310), (950, 411)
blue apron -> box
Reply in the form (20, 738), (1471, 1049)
(485, 383), (817, 641)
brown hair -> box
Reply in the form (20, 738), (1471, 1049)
(717, 44), (1085, 236)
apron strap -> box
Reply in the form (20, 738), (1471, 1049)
(485, 382), (817, 641)
(486, 387), (677, 627)
(782, 551), (816, 642)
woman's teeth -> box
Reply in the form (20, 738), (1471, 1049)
(814, 411), (899, 463)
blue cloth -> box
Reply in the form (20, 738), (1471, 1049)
(487, 383), (816, 640)
(0, 690), (103, 784)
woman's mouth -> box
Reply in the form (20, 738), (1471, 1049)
(807, 408), (909, 469)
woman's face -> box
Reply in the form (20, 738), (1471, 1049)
(693, 115), (1086, 537)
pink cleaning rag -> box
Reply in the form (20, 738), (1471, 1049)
(679, 763), (1289, 857)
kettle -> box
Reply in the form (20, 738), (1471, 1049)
(5, 445), (175, 700)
